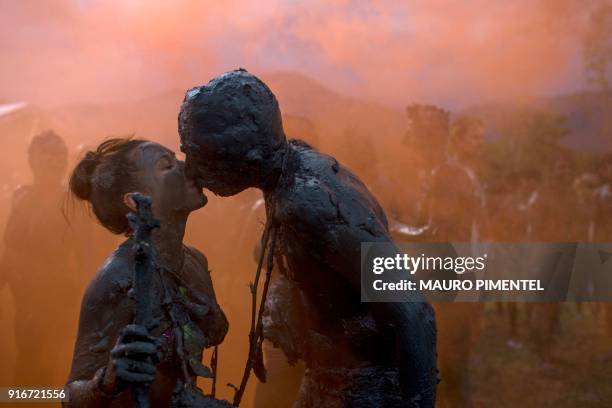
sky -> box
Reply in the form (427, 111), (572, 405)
(0, 0), (604, 109)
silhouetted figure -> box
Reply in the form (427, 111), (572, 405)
(427, 116), (487, 242)
(530, 156), (579, 241)
(179, 69), (437, 407)
(594, 152), (612, 241)
(572, 172), (599, 242)
(424, 116), (486, 407)
(0, 130), (80, 386)
(593, 153), (612, 346)
(528, 155), (579, 364)
(388, 104), (452, 234)
(404, 104), (451, 178)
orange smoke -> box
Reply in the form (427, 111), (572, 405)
(0, 0), (602, 108)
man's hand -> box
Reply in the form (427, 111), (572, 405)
(262, 277), (308, 365)
(101, 324), (161, 394)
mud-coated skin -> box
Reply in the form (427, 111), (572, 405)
(179, 70), (437, 407)
(64, 242), (227, 408)
(271, 142), (436, 407)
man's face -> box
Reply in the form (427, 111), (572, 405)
(553, 159), (573, 185)
(458, 125), (484, 158)
(181, 134), (252, 197)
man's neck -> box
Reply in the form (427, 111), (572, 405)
(261, 144), (287, 198)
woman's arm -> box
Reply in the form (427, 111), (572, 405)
(63, 263), (134, 407)
(186, 247), (229, 347)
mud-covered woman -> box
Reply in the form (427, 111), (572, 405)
(63, 138), (228, 407)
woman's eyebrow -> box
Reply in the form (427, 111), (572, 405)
(160, 147), (177, 158)
(158, 152), (178, 166)
(152, 152), (172, 165)
(158, 150), (176, 159)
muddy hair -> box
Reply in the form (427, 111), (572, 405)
(69, 138), (146, 235)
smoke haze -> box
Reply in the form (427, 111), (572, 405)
(0, 0), (602, 108)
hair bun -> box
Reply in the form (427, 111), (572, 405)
(69, 150), (100, 201)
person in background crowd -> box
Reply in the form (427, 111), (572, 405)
(593, 152), (612, 348)
(527, 155), (579, 366)
(0, 130), (81, 386)
(422, 115), (487, 407)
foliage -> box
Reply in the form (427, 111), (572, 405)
(583, 3), (612, 92)
(482, 109), (571, 189)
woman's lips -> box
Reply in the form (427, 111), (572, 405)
(186, 178), (204, 194)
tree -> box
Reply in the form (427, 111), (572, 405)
(483, 110), (570, 188)
(583, 3), (612, 93)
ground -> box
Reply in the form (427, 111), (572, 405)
(470, 303), (612, 407)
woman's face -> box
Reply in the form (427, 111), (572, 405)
(131, 142), (207, 217)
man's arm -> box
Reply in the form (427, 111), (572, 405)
(262, 275), (310, 365)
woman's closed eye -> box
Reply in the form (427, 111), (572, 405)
(158, 156), (176, 171)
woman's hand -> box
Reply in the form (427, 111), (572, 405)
(100, 324), (161, 395)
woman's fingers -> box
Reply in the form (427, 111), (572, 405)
(114, 359), (156, 383)
(121, 324), (157, 343)
(115, 368), (155, 384)
(115, 359), (156, 375)
(112, 341), (157, 358)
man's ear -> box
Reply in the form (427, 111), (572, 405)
(123, 192), (137, 211)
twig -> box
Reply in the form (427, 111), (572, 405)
(232, 222), (273, 406)
(255, 227), (278, 349)
(211, 346), (218, 397)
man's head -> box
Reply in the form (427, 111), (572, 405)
(403, 104), (450, 170)
(518, 168), (542, 194)
(449, 116), (484, 161)
(178, 69), (286, 196)
(28, 130), (68, 184)
(551, 155), (575, 187)
(404, 104), (450, 146)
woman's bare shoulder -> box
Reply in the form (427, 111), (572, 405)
(83, 243), (134, 309)
(184, 245), (208, 269)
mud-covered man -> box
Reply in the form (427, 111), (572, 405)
(178, 69), (437, 407)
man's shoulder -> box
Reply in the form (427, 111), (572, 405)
(279, 145), (388, 232)
(291, 142), (340, 175)
(282, 146), (347, 210)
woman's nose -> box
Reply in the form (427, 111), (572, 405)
(181, 160), (194, 179)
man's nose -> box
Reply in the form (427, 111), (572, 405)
(183, 159), (196, 179)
